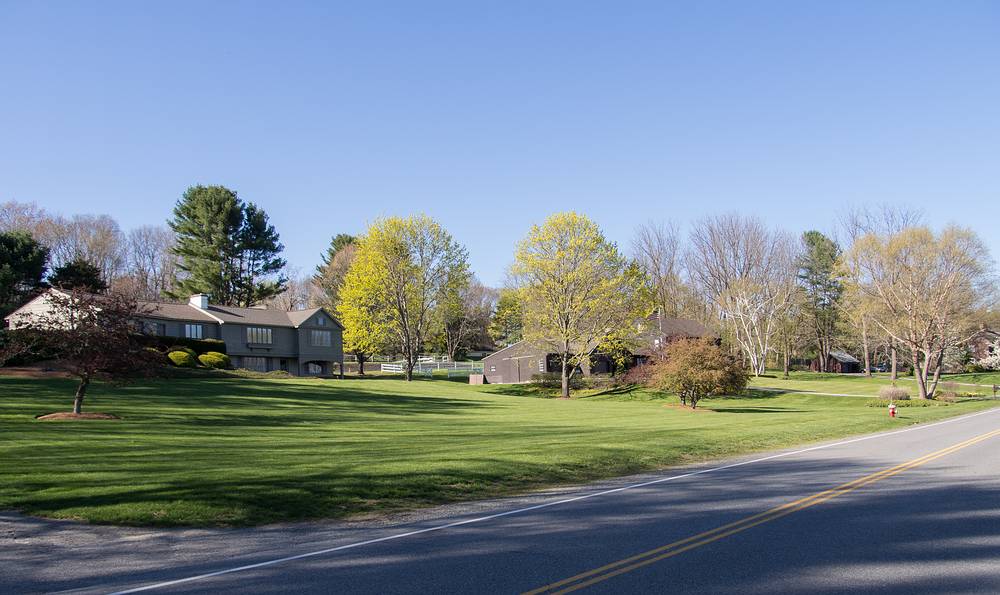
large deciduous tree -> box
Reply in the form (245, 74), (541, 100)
(120, 225), (177, 300)
(338, 215), (470, 380)
(511, 212), (646, 398)
(796, 231), (843, 372)
(842, 226), (993, 399)
(687, 214), (797, 376)
(0, 231), (48, 317)
(168, 185), (286, 306)
(488, 289), (523, 348)
(632, 220), (686, 318)
(432, 278), (496, 361)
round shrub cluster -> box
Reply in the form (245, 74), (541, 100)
(168, 350), (197, 368)
(167, 346), (198, 358)
(198, 351), (231, 369)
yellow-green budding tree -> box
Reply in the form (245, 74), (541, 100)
(338, 215), (470, 381)
(511, 212), (647, 398)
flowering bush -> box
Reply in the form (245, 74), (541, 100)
(974, 339), (1000, 371)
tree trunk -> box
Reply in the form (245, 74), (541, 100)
(861, 319), (872, 377)
(912, 350), (928, 399)
(357, 353), (366, 376)
(560, 353), (570, 399)
(73, 377), (89, 414)
(890, 343), (898, 381)
(928, 347), (945, 398)
(783, 343), (790, 379)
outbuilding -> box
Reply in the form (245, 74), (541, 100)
(812, 350), (862, 374)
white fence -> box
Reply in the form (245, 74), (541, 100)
(380, 361), (484, 375)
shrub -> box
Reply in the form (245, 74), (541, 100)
(167, 350), (197, 368)
(144, 347), (169, 365)
(648, 339), (749, 409)
(198, 351), (231, 369)
(137, 335), (227, 355)
(617, 363), (655, 387)
(878, 385), (909, 401)
(866, 399), (942, 408)
(965, 363), (988, 374)
(167, 346), (198, 358)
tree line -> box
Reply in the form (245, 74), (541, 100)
(3, 190), (997, 400)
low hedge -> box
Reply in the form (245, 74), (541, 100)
(138, 335), (227, 355)
(866, 398), (945, 408)
(531, 372), (585, 391)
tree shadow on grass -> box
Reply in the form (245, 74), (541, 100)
(707, 407), (807, 414)
(0, 377), (500, 423)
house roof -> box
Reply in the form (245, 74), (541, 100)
(143, 301), (342, 328)
(829, 350), (861, 364)
(4, 289), (342, 329)
(647, 313), (712, 338)
(143, 301), (219, 323)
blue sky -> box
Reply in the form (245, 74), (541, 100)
(2, 1), (998, 286)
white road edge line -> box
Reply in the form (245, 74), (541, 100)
(107, 406), (1000, 594)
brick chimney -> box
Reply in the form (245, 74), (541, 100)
(189, 294), (209, 309)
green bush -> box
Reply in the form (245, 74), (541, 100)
(167, 350), (197, 368)
(137, 335), (227, 355)
(198, 351), (231, 369)
(167, 346), (198, 358)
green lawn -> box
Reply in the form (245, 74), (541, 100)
(749, 371), (999, 397)
(2, 374), (997, 527)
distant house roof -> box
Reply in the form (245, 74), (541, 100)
(144, 301), (342, 328)
(5, 289), (343, 330)
(829, 350), (861, 364)
(143, 301), (219, 323)
(646, 312), (712, 338)
(970, 327), (1000, 340)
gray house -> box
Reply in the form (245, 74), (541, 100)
(482, 313), (712, 384)
(7, 291), (344, 376)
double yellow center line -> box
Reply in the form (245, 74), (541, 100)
(525, 427), (1000, 595)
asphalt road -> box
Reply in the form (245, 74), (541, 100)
(4, 407), (1000, 594)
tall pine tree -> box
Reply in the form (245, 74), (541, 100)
(797, 231), (843, 372)
(168, 185), (286, 307)
(235, 202), (287, 306)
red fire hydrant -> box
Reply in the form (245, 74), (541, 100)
(889, 403), (897, 418)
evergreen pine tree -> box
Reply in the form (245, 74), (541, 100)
(168, 185), (286, 307)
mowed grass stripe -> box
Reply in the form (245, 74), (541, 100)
(2, 375), (999, 526)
